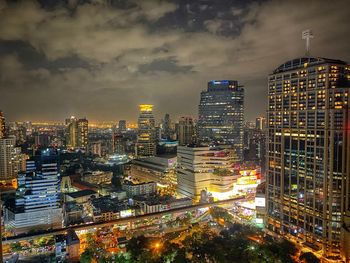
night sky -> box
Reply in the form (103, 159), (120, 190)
(0, 0), (349, 122)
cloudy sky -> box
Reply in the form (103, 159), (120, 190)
(0, 0), (349, 123)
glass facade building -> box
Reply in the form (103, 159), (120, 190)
(136, 104), (156, 157)
(198, 80), (244, 160)
(266, 57), (350, 260)
(5, 148), (63, 234)
(177, 117), (195, 146)
(65, 116), (88, 149)
(0, 137), (23, 181)
(0, 110), (5, 139)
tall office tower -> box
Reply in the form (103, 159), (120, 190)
(119, 120), (127, 132)
(23, 121), (33, 136)
(34, 133), (52, 147)
(177, 117), (195, 146)
(66, 116), (88, 149)
(255, 117), (266, 130)
(162, 113), (171, 139)
(136, 105), (156, 157)
(0, 110), (5, 139)
(4, 148), (63, 234)
(243, 128), (266, 175)
(14, 124), (27, 145)
(0, 137), (24, 181)
(112, 132), (125, 154)
(198, 80), (244, 160)
(77, 118), (88, 148)
(66, 116), (78, 148)
(266, 57), (350, 260)
(177, 145), (236, 201)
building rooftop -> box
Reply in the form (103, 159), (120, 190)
(66, 189), (97, 199)
(273, 57), (348, 74)
(64, 201), (83, 212)
(91, 196), (138, 215)
(134, 194), (191, 206)
(123, 180), (156, 186)
(67, 229), (80, 245)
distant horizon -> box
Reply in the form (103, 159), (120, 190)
(3, 116), (265, 125)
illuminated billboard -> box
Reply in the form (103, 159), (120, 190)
(120, 209), (134, 218)
(255, 197), (266, 207)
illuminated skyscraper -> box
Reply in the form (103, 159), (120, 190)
(266, 57), (350, 260)
(162, 113), (171, 139)
(136, 105), (156, 157)
(119, 120), (126, 132)
(0, 137), (24, 182)
(0, 110), (5, 139)
(255, 117), (266, 130)
(66, 117), (78, 148)
(66, 116), (88, 149)
(4, 148), (62, 234)
(77, 118), (88, 148)
(177, 117), (195, 146)
(198, 80), (244, 160)
(112, 132), (125, 154)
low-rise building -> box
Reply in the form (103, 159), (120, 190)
(55, 235), (67, 263)
(55, 218), (80, 263)
(97, 184), (127, 200)
(63, 201), (83, 226)
(65, 189), (98, 203)
(88, 196), (139, 222)
(67, 229), (80, 262)
(177, 146), (238, 201)
(134, 195), (192, 214)
(81, 171), (112, 185)
(128, 155), (177, 185)
(122, 180), (156, 197)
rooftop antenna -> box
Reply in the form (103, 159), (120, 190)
(302, 29), (314, 57)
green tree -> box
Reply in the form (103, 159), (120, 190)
(126, 235), (150, 261)
(10, 242), (22, 252)
(80, 249), (93, 263)
(299, 252), (320, 263)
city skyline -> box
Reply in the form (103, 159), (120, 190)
(0, 0), (349, 122)
(0, 1), (349, 262)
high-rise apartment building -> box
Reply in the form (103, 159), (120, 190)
(198, 80), (244, 160)
(112, 132), (125, 154)
(255, 117), (266, 130)
(119, 120), (127, 132)
(5, 148), (63, 234)
(177, 146), (237, 201)
(266, 57), (350, 260)
(177, 117), (195, 146)
(162, 113), (171, 139)
(0, 110), (5, 139)
(243, 128), (267, 175)
(77, 118), (88, 148)
(66, 117), (78, 148)
(136, 105), (156, 157)
(66, 116), (88, 149)
(0, 137), (24, 181)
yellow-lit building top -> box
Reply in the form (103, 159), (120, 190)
(139, 104), (154, 112)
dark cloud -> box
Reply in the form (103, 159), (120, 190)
(138, 58), (194, 74)
(0, 0), (349, 123)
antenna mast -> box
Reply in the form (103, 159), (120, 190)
(302, 29), (314, 57)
